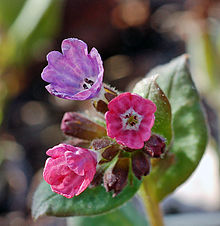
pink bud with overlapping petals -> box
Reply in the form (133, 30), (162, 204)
(105, 92), (156, 149)
(43, 144), (97, 198)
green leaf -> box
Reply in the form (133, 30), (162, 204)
(133, 75), (172, 146)
(66, 200), (149, 226)
(0, 0), (26, 28)
(133, 55), (208, 201)
(8, 0), (62, 64)
(32, 178), (141, 220)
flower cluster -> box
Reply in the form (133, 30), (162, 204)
(42, 38), (166, 198)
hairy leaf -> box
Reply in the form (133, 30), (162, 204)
(32, 177), (141, 219)
(133, 74), (172, 147)
(66, 200), (148, 226)
(133, 55), (208, 201)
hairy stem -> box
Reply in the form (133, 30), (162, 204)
(139, 182), (164, 226)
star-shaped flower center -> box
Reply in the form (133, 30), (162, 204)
(121, 108), (143, 131)
(126, 115), (138, 126)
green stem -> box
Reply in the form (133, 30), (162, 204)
(139, 183), (164, 226)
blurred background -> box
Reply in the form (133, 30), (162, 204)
(0, 0), (220, 225)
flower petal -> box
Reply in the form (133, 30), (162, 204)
(42, 51), (82, 89)
(105, 111), (123, 138)
(107, 92), (131, 114)
(46, 143), (68, 158)
(138, 115), (155, 140)
(75, 170), (96, 196)
(43, 156), (70, 185)
(65, 149), (97, 176)
(131, 94), (157, 115)
(116, 130), (144, 149)
(51, 172), (84, 198)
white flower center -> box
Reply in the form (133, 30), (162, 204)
(120, 108), (143, 131)
(82, 78), (94, 89)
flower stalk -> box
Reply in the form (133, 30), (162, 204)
(139, 180), (164, 226)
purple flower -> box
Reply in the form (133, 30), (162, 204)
(41, 38), (104, 100)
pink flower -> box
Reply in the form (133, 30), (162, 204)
(43, 144), (97, 198)
(105, 93), (156, 149)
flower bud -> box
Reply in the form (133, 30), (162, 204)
(92, 138), (112, 150)
(103, 86), (118, 102)
(90, 170), (104, 187)
(64, 138), (90, 148)
(144, 134), (166, 158)
(61, 112), (106, 140)
(132, 151), (150, 180)
(93, 100), (109, 114)
(92, 139), (120, 164)
(123, 147), (136, 152)
(101, 144), (120, 162)
(43, 144), (97, 198)
(93, 85), (118, 114)
(104, 158), (129, 196)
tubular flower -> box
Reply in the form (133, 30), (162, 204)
(41, 38), (104, 100)
(61, 112), (106, 140)
(105, 92), (156, 149)
(144, 134), (166, 158)
(43, 144), (97, 198)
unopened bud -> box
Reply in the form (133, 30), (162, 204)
(104, 158), (129, 196)
(61, 112), (106, 140)
(102, 145), (120, 161)
(144, 134), (166, 158)
(132, 151), (150, 180)
(92, 139), (120, 164)
(64, 138), (90, 148)
(93, 100), (109, 114)
(104, 86), (118, 102)
(123, 147), (136, 152)
(90, 170), (104, 187)
(92, 138), (112, 150)
(93, 84), (118, 114)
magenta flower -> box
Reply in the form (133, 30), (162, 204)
(41, 38), (104, 100)
(43, 144), (97, 198)
(105, 93), (156, 149)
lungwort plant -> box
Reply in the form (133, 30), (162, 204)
(32, 38), (208, 226)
